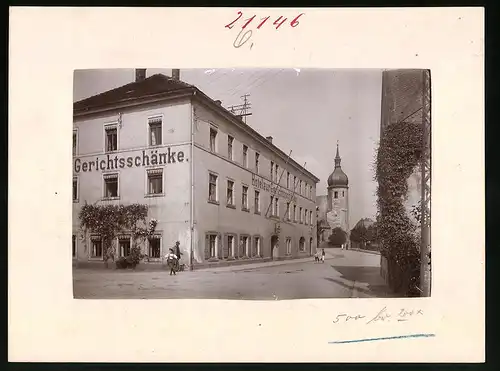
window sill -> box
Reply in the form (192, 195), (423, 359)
(73, 199), (79, 203)
(105, 150), (118, 154)
(148, 144), (163, 149)
(145, 193), (165, 198)
(208, 200), (220, 205)
(102, 197), (120, 201)
(207, 258), (219, 262)
(254, 211), (261, 215)
(242, 207), (250, 213)
(226, 204), (236, 209)
(89, 257), (104, 261)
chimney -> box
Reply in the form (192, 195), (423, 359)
(135, 69), (146, 82)
(266, 136), (273, 143)
(172, 69), (180, 80)
(215, 100), (222, 105)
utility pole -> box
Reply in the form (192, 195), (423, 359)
(420, 69), (432, 297)
(228, 94), (252, 124)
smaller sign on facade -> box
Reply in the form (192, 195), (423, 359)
(251, 174), (298, 203)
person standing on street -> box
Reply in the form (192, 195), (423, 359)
(165, 248), (178, 276)
(321, 248), (326, 263)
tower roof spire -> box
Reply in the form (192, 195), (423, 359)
(335, 141), (341, 167)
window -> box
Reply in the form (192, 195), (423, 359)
(254, 190), (260, 213)
(242, 145), (248, 167)
(210, 127), (217, 152)
(286, 238), (292, 255)
(72, 130), (77, 156)
(119, 237), (131, 257)
(300, 207), (303, 223)
(242, 185), (248, 210)
(105, 125), (118, 152)
(310, 210), (313, 225)
(148, 117), (162, 146)
(148, 237), (161, 258)
(254, 237), (261, 257)
(293, 176), (297, 191)
(208, 173), (218, 202)
(240, 236), (249, 257)
(299, 237), (305, 252)
(255, 153), (260, 173)
(286, 202), (291, 220)
(342, 191), (345, 197)
(305, 209), (308, 225)
(275, 164), (279, 183)
(274, 197), (279, 216)
(91, 237), (103, 258)
(334, 191), (338, 199)
(287, 172), (290, 188)
(300, 180), (303, 195)
(72, 235), (77, 258)
(227, 235), (234, 258)
(227, 135), (234, 160)
(293, 205), (297, 222)
(270, 161), (274, 181)
(103, 173), (119, 198)
(147, 169), (163, 195)
(227, 180), (234, 206)
(73, 177), (78, 202)
(209, 234), (217, 258)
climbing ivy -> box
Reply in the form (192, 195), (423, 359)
(79, 203), (157, 268)
(375, 121), (423, 296)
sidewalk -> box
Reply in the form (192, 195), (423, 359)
(198, 256), (317, 273)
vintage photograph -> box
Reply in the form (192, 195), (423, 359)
(72, 68), (431, 299)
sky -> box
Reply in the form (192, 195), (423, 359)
(74, 68), (382, 228)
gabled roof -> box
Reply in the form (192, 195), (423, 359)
(74, 74), (195, 113)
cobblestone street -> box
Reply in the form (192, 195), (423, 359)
(73, 248), (394, 299)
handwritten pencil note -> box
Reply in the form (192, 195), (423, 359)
(333, 307), (425, 325)
(225, 11), (305, 49)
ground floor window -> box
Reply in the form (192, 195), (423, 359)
(240, 235), (249, 257)
(299, 237), (305, 252)
(206, 233), (217, 259)
(118, 237), (131, 257)
(148, 237), (161, 258)
(286, 237), (292, 255)
(72, 235), (77, 258)
(254, 236), (261, 257)
(91, 237), (103, 258)
(227, 235), (234, 258)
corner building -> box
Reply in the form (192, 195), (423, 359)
(72, 73), (319, 268)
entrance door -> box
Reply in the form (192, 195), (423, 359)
(271, 235), (279, 260)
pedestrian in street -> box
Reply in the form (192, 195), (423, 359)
(174, 241), (182, 267)
(165, 248), (178, 276)
(321, 248), (326, 263)
(314, 251), (320, 263)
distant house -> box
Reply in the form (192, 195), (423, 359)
(351, 218), (378, 250)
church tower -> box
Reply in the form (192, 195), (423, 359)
(326, 142), (350, 245)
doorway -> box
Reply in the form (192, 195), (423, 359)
(271, 235), (279, 260)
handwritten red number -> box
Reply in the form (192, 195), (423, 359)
(273, 16), (288, 29)
(290, 13), (304, 27)
(242, 15), (256, 29)
(257, 16), (270, 29)
(225, 11), (243, 29)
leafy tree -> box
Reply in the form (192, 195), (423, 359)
(79, 203), (157, 268)
(328, 227), (347, 246)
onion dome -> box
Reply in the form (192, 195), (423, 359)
(327, 142), (349, 188)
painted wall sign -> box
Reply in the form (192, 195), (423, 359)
(74, 149), (186, 173)
(251, 174), (297, 203)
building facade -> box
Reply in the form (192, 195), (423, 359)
(72, 72), (319, 268)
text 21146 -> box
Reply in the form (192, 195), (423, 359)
(225, 12), (305, 30)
